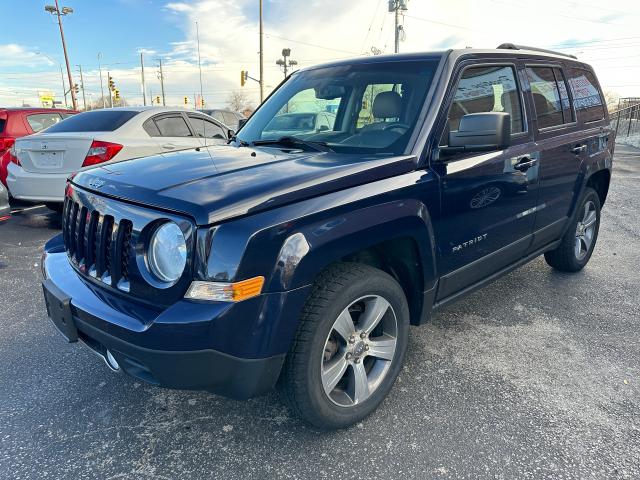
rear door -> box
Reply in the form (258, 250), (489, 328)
(524, 64), (584, 251)
(431, 60), (540, 300)
(145, 113), (201, 153)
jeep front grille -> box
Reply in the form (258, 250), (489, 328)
(63, 197), (132, 291)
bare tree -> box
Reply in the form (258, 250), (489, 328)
(603, 90), (620, 112)
(227, 90), (252, 112)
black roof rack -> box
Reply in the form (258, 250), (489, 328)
(497, 43), (577, 60)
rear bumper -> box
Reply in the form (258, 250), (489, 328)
(6, 162), (68, 203)
(42, 235), (310, 398)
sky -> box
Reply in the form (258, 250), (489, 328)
(1, 0), (640, 109)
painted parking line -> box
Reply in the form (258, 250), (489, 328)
(10, 204), (46, 214)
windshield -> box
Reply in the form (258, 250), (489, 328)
(236, 58), (441, 154)
(43, 110), (138, 133)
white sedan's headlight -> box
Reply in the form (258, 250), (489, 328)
(148, 222), (187, 282)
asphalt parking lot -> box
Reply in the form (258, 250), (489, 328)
(1, 145), (639, 480)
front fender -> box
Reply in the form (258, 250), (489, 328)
(269, 199), (437, 292)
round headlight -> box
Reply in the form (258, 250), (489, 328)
(148, 222), (187, 283)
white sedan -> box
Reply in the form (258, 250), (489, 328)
(7, 106), (229, 210)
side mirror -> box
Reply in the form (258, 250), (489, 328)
(444, 112), (511, 154)
(237, 118), (248, 130)
(227, 129), (235, 139)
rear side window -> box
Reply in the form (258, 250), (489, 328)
(0, 118), (5, 134)
(154, 115), (193, 137)
(527, 67), (564, 128)
(26, 113), (63, 132)
(442, 65), (524, 143)
(567, 68), (605, 123)
(44, 110), (138, 133)
(142, 118), (161, 136)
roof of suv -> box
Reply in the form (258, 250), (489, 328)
(300, 47), (591, 72)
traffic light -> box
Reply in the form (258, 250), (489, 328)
(73, 83), (79, 94)
(156, 96), (160, 104)
(114, 89), (120, 101)
(240, 70), (246, 87)
(108, 76), (115, 92)
(184, 96), (188, 105)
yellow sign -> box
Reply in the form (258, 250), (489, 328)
(38, 90), (55, 108)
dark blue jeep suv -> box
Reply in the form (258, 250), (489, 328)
(42, 45), (613, 429)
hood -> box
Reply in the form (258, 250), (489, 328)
(71, 145), (417, 225)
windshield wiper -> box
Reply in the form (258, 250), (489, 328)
(251, 136), (334, 152)
(228, 135), (250, 147)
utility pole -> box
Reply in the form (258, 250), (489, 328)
(276, 48), (297, 78)
(97, 52), (106, 108)
(45, 1), (77, 110)
(140, 52), (147, 106)
(389, 0), (408, 54)
(259, 0), (264, 102)
(157, 59), (166, 106)
(59, 65), (68, 108)
(196, 21), (204, 108)
(77, 64), (86, 110)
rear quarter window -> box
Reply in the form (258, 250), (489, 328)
(0, 118), (5, 134)
(44, 110), (138, 133)
(567, 68), (605, 123)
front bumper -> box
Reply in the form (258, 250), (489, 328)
(6, 162), (67, 203)
(42, 236), (310, 399)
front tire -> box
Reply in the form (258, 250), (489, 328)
(278, 262), (409, 430)
(544, 187), (601, 272)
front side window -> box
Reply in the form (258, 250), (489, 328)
(567, 68), (605, 123)
(443, 65), (524, 142)
(155, 116), (193, 137)
(236, 59), (441, 154)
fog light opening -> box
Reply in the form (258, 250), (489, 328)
(105, 350), (120, 371)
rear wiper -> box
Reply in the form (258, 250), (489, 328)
(251, 136), (333, 152)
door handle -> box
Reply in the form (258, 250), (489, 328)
(571, 144), (587, 154)
(162, 143), (176, 150)
(514, 157), (538, 171)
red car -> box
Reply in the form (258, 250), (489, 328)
(0, 108), (78, 187)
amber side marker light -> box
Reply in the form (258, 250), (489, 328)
(185, 276), (265, 302)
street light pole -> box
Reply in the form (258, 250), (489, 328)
(45, 1), (77, 110)
(98, 52), (106, 108)
(196, 21), (204, 108)
(259, 0), (264, 102)
(77, 64), (86, 110)
(276, 48), (297, 79)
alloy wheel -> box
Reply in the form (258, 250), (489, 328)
(574, 200), (597, 260)
(320, 295), (398, 407)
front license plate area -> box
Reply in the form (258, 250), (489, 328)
(42, 280), (78, 342)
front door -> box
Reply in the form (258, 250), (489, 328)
(431, 62), (539, 300)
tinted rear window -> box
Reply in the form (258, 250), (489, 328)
(44, 110), (138, 133)
(0, 119), (5, 134)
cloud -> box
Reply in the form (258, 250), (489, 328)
(0, 44), (53, 68)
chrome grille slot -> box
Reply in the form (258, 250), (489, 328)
(75, 206), (88, 264)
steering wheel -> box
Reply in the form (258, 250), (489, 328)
(382, 122), (410, 133)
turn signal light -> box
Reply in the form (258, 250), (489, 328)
(185, 276), (265, 302)
(82, 140), (123, 167)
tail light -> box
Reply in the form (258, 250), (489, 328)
(0, 137), (14, 152)
(8, 143), (20, 166)
(82, 140), (123, 167)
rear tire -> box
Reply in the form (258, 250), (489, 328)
(278, 262), (409, 430)
(544, 187), (601, 272)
